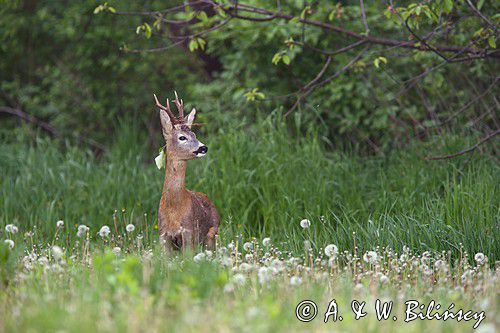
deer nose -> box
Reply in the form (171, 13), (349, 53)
(198, 146), (208, 154)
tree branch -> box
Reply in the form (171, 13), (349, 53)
(0, 106), (106, 152)
(425, 129), (499, 160)
(209, 1), (500, 58)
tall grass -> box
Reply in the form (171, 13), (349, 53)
(0, 119), (498, 259)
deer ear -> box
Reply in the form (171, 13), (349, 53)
(186, 108), (196, 128)
(159, 110), (173, 139)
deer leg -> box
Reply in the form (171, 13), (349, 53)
(161, 235), (174, 254)
(181, 229), (194, 253)
(205, 227), (217, 250)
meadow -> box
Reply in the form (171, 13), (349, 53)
(0, 120), (498, 332)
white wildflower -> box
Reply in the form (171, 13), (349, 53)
(5, 224), (18, 234)
(474, 252), (485, 264)
(77, 225), (89, 238)
(98, 225), (111, 238)
(38, 256), (49, 266)
(239, 263), (253, 272)
(324, 244), (339, 258)
(51, 246), (63, 260)
(193, 252), (206, 263)
(461, 270), (473, 284)
(380, 274), (389, 284)
(223, 283), (234, 293)
(290, 276), (302, 286)
(56, 220), (64, 228)
(220, 256), (233, 267)
(112, 247), (121, 255)
(243, 242), (253, 252)
(4, 239), (14, 249)
(258, 266), (272, 284)
(262, 237), (271, 247)
(363, 251), (378, 264)
(232, 273), (246, 286)
(434, 259), (444, 269)
(126, 224), (135, 233)
(245, 253), (253, 262)
(205, 250), (213, 259)
(300, 219), (311, 229)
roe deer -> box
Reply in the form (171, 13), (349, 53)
(154, 92), (220, 252)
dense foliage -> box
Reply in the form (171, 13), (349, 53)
(1, 0), (498, 150)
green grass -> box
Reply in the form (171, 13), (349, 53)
(0, 120), (498, 332)
(0, 120), (498, 259)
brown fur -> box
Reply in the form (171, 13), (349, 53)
(156, 93), (220, 252)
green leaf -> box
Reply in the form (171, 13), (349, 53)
(216, 7), (227, 18)
(443, 0), (453, 14)
(300, 6), (311, 19)
(244, 88), (265, 101)
(272, 52), (282, 65)
(94, 5), (104, 14)
(197, 11), (208, 22)
(196, 37), (206, 50)
(488, 36), (496, 49)
(289, 17), (300, 24)
(328, 10), (335, 21)
(155, 150), (166, 170)
(189, 39), (198, 52)
(373, 57), (387, 68)
(144, 23), (152, 39)
(282, 55), (291, 65)
(477, 0), (485, 10)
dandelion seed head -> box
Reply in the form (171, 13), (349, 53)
(363, 251), (378, 264)
(262, 237), (271, 247)
(126, 224), (135, 233)
(5, 224), (18, 234)
(98, 225), (111, 238)
(193, 252), (206, 263)
(232, 273), (246, 286)
(223, 283), (234, 293)
(258, 266), (272, 284)
(243, 242), (253, 252)
(4, 239), (14, 249)
(300, 219), (311, 229)
(324, 244), (339, 258)
(380, 274), (389, 284)
(56, 220), (64, 228)
(51, 246), (63, 260)
(290, 276), (302, 286)
(474, 252), (485, 264)
(112, 247), (121, 255)
(77, 225), (89, 238)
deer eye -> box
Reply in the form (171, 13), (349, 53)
(178, 136), (187, 141)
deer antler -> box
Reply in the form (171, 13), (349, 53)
(173, 91), (184, 118)
(154, 93), (176, 121)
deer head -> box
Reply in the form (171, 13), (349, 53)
(154, 92), (207, 160)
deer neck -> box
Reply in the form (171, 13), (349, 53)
(162, 156), (189, 206)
